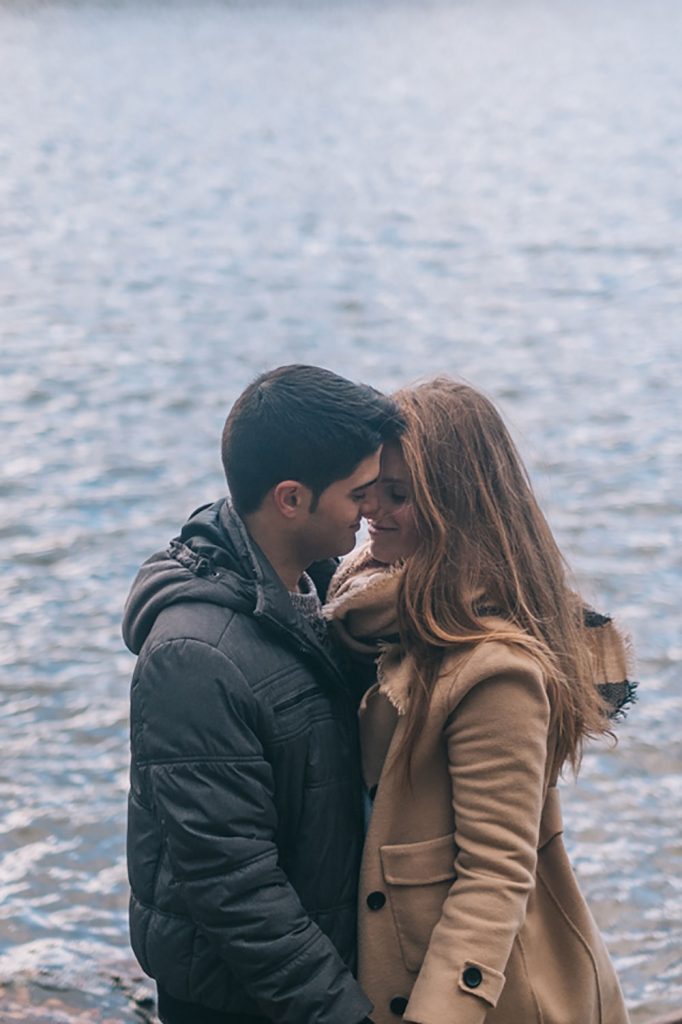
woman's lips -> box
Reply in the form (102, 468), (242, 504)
(368, 523), (397, 534)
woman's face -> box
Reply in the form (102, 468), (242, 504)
(367, 441), (420, 564)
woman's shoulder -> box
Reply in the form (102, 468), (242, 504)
(434, 627), (548, 714)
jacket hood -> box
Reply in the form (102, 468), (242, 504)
(122, 498), (338, 657)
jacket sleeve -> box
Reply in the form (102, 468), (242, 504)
(404, 661), (550, 1024)
(135, 638), (372, 1024)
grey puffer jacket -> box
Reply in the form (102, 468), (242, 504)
(122, 499), (372, 1024)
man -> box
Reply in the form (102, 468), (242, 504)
(122, 365), (401, 1024)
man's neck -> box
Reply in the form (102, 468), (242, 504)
(241, 509), (307, 593)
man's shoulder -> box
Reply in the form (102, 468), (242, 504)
(145, 597), (239, 648)
(139, 597), (262, 670)
(138, 598), (305, 691)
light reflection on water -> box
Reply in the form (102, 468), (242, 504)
(1, 1), (681, 1020)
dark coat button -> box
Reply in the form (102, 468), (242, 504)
(368, 784), (378, 801)
(462, 965), (483, 988)
(389, 996), (408, 1015)
(366, 890), (386, 910)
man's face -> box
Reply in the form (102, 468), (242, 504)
(300, 449), (382, 561)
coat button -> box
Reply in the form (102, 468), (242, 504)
(389, 996), (408, 1015)
(462, 965), (483, 988)
(366, 890), (386, 910)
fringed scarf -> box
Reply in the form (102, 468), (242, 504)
(324, 542), (637, 719)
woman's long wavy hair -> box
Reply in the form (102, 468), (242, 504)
(394, 378), (609, 776)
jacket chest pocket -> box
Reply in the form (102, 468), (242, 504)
(380, 833), (457, 974)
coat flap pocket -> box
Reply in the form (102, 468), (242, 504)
(380, 833), (456, 886)
(538, 786), (564, 849)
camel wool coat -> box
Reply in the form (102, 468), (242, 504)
(324, 551), (631, 1024)
(355, 642), (630, 1024)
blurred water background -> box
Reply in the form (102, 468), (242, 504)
(1, 0), (680, 1020)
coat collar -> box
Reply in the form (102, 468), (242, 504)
(218, 500), (347, 691)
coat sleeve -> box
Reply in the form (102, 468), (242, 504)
(404, 660), (550, 1024)
(135, 638), (372, 1024)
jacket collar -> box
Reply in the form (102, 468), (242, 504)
(218, 501), (347, 690)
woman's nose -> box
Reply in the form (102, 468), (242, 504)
(359, 487), (381, 519)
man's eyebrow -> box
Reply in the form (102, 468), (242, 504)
(350, 476), (379, 493)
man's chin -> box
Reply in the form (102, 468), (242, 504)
(309, 530), (360, 563)
(335, 533), (358, 557)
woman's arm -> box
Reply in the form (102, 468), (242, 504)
(405, 663), (550, 1024)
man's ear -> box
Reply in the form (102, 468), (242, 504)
(272, 480), (311, 519)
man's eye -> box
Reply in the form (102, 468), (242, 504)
(353, 492), (367, 502)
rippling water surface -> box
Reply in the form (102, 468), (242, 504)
(1, 1), (680, 1020)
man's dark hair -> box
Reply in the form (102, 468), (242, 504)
(222, 364), (403, 515)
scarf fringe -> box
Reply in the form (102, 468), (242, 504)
(325, 551), (638, 723)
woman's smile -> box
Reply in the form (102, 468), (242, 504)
(365, 441), (420, 563)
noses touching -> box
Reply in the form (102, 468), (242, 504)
(358, 490), (393, 528)
(358, 489), (381, 521)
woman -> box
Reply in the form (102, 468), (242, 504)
(324, 378), (634, 1024)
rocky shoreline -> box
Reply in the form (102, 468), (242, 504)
(0, 981), (157, 1024)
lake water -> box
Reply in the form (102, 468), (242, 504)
(1, 1), (680, 1020)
